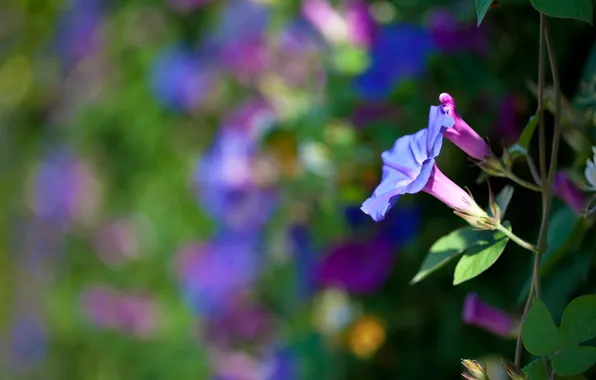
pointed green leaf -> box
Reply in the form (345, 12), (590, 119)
(475, 0), (495, 26)
(496, 185), (515, 219)
(517, 114), (540, 151)
(452, 222), (510, 285)
(410, 226), (479, 284)
(559, 295), (596, 345)
(522, 298), (559, 356)
(551, 346), (596, 376)
(529, 0), (592, 25)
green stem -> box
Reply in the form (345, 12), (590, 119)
(505, 170), (542, 192)
(515, 12), (546, 367)
(496, 224), (539, 254)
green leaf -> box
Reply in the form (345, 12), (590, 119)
(475, 0), (494, 26)
(517, 114), (540, 151)
(540, 207), (582, 274)
(522, 298), (559, 356)
(551, 346), (596, 376)
(523, 359), (549, 380)
(452, 222), (510, 285)
(496, 185), (515, 218)
(559, 295), (596, 345)
(528, 0), (593, 24)
(410, 226), (478, 284)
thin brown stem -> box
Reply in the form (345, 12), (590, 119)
(515, 280), (535, 365)
(525, 153), (542, 186)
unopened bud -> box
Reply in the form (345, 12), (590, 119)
(462, 359), (488, 380)
(501, 359), (526, 380)
(479, 156), (507, 178)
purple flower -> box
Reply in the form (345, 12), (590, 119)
(440, 93), (492, 160)
(8, 313), (47, 371)
(428, 9), (488, 55)
(213, 0), (270, 81)
(29, 148), (100, 230)
(204, 301), (273, 347)
(266, 347), (297, 380)
(194, 123), (277, 232)
(462, 293), (518, 338)
(344, 0), (378, 48)
(361, 104), (489, 224)
(316, 238), (395, 294)
(554, 172), (586, 216)
(150, 45), (215, 111)
(54, 0), (104, 68)
(354, 24), (435, 100)
(80, 285), (160, 338)
(176, 234), (260, 317)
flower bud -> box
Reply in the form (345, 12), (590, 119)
(461, 359), (488, 380)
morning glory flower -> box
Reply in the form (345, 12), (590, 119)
(361, 105), (492, 227)
(462, 293), (518, 338)
(354, 24), (435, 100)
(439, 93), (492, 160)
(554, 172), (586, 216)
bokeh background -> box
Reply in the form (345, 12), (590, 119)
(1, 0), (596, 379)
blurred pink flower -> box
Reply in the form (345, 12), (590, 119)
(81, 285), (159, 338)
(344, 0), (377, 48)
(92, 218), (139, 267)
(462, 293), (517, 338)
(554, 172), (586, 216)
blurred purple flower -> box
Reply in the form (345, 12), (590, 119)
(344, 0), (377, 48)
(428, 9), (488, 55)
(354, 24), (436, 100)
(223, 97), (276, 137)
(492, 94), (519, 144)
(80, 285), (160, 338)
(210, 349), (264, 380)
(194, 124), (277, 231)
(204, 302), (273, 347)
(213, 0), (270, 81)
(8, 313), (47, 371)
(269, 21), (327, 90)
(463, 293), (517, 338)
(54, 0), (104, 68)
(150, 45), (215, 111)
(176, 234), (260, 317)
(29, 148), (100, 230)
(316, 238), (395, 294)
(440, 93), (492, 160)
(554, 172), (586, 216)
(266, 347), (297, 380)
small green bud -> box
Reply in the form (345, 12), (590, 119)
(462, 359), (488, 380)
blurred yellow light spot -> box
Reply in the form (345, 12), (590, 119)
(324, 121), (355, 146)
(0, 55), (32, 107)
(347, 315), (386, 359)
(312, 288), (355, 336)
